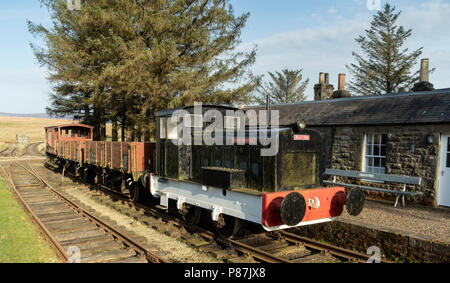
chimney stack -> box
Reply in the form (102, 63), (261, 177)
(332, 73), (351, 99)
(412, 58), (434, 92)
(314, 72), (334, 101)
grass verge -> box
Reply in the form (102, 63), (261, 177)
(0, 178), (60, 263)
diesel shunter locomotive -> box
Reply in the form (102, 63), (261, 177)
(45, 105), (364, 236)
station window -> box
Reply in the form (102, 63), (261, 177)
(184, 114), (203, 128)
(160, 117), (167, 139)
(167, 117), (178, 140)
(363, 134), (387, 174)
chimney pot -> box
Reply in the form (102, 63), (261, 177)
(324, 73), (329, 85)
(319, 72), (324, 84)
(338, 73), (346, 91)
(420, 58), (430, 83)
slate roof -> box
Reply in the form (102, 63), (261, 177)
(155, 105), (238, 117)
(246, 88), (450, 126)
(44, 124), (93, 130)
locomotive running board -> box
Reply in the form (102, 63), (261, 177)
(150, 175), (340, 231)
(150, 175), (263, 225)
(262, 217), (336, 232)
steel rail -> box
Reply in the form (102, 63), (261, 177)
(276, 231), (391, 263)
(3, 163), (69, 262)
(227, 238), (293, 263)
(19, 161), (168, 263)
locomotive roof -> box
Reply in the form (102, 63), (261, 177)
(246, 88), (450, 126)
(45, 123), (94, 130)
(155, 105), (239, 117)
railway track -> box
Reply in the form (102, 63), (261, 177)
(0, 146), (16, 157)
(0, 161), (167, 263)
(21, 142), (44, 157)
(42, 162), (389, 264)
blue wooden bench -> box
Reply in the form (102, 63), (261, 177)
(323, 168), (422, 207)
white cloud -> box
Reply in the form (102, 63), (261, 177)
(238, 0), (450, 100)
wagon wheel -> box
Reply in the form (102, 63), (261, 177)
(82, 168), (95, 184)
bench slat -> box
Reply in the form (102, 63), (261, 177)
(324, 169), (421, 185)
(323, 180), (419, 196)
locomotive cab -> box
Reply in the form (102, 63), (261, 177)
(150, 105), (363, 234)
(155, 106), (323, 194)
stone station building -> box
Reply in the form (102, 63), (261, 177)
(249, 60), (450, 207)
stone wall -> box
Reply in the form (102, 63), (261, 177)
(292, 220), (449, 263)
(318, 124), (450, 206)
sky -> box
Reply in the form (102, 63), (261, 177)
(0, 0), (449, 113)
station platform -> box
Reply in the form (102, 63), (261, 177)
(339, 200), (450, 242)
(292, 200), (450, 262)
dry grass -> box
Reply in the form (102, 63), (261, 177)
(0, 116), (74, 144)
(0, 117), (114, 146)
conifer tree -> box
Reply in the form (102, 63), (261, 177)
(29, 0), (258, 140)
(346, 3), (424, 96)
(254, 69), (309, 105)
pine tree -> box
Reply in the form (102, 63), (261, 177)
(254, 69), (309, 105)
(29, 0), (258, 140)
(346, 3), (424, 96)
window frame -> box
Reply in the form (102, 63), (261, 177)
(362, 133), (388, 176)
(159, 117), (167, 139)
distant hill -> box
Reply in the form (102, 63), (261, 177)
(0, 112), (72, 119)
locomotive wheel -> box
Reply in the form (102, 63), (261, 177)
(215, 215), (241, 238)
(130, 183), (141, 203)
(181, 205), (202, 226)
